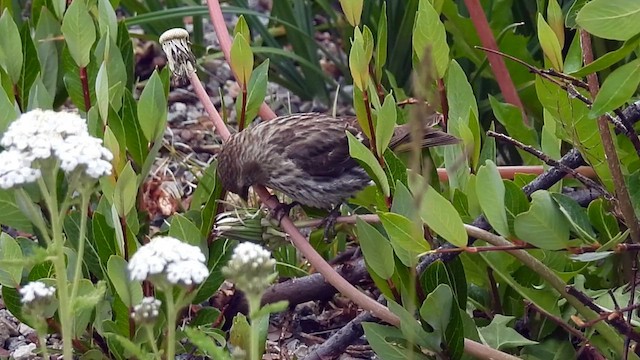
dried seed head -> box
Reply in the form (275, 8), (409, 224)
(159, 28), (196, 80)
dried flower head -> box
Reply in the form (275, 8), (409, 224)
(128, 236), (209, 289)
(131, 297), (162, 324)
(159, 28), (196, 80)
(223, 242), (277, 296)
(20, 281), (56, 306)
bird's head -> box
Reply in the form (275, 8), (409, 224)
(217, 134), (268, 201)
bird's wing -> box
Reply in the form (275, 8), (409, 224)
(286, 116), (362, 178)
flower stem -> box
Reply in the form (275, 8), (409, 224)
(164, 290), (177, 360)
(37, 333), (50, 360)
(70, 191), (90, 302)
(145, 324), (161, 360)
(247, 295), (262, 360)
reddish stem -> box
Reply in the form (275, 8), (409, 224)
(437, 78), (448, 129)
(79, 66), (91, 112)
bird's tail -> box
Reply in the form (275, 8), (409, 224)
(389, 123), (459, 152)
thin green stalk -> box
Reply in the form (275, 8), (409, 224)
(164, 290), (177, 360)
(145, 324), (161, 360)
(37, 332), (50, 360)
(247, 295), (261, 360)
(15, 189), (52, 245)
(70, 191), (90, 301)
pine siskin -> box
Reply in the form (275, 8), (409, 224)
(216, 113), (457, 209)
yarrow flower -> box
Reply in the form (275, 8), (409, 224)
(19, 281), (56, 305)
(0, 150), (42, 189)
(222, 242), (277, 296)
(0, 109), (113, 188)
(131, 297), (162, 324)
(128, 236), (209, 288)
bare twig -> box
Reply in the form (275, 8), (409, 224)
(487, 130), (614, 201)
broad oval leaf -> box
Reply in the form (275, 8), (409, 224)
(378, 212), (429, 267)
(537, 13), (563, 71)
(590, 59), (640, 117)
(113, 162), (137, 218)
(338, 0), (363, 27)
(355, 217), (394, 280)
(419, 185), (467, 247)
(514, 190), (570, 250)
(107, 255), (142, 307)
(347, 131), (390, 197)
(137, 70), (167, 141)
(61, 0), (96, 67)
(0, 233), (23, 287)
(375, 93), (397, 157)
(476, 160), (510, 237)
(230, 33), (253, 86)
(413, 0), (449, 78)
(0, 10), (23, 84)
(576, 0), (640, 41)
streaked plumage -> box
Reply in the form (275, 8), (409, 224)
(217, 113), (457, 209)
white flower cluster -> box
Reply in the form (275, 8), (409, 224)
(128, 236), (209, 288)
(222, 242), (276, 295)
(0, 109), (113, 189)
(19, 281), (56, 305)
(131, 297), (162, 324)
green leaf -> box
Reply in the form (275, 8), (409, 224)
(479, 315), (538, 350)
(107, 255), (142, 307)
(61, 0), (96, 67)
(92, 212), (119, 264)
(237, 59), (269, 127)
(113, 162), (137, 217)
(514, 190), (570, 250)
(192, 239), (232, 304)
(18, 23), (40, 110)
(346, 131), (390, 196)
(0, 233), (23, 287)
(419, 185), (467, 247)
(349, 27), (370, 91)
(104, 333), (149, 360)
(379, 212), (428, 267)
(628, 170), (640, 219)
(97, 0), (117, 42)
(355, 217), (394, 279)
(547, 0), (565, 47)
(374, 3), (387, 82)
(0, 10), (23, 84)
(0, 189), (33, 233)
(375, 93), (397, 157)
(339, 0), (363, 26)
(489, 96), (538, 164)
(413, 0), (449, 78)
(169, 214), (202, 246)
(476, 160), (510, 237)
(363, 26), (374, 66)
(95, 61), (109, 122)
(137, 70), (167, 141)
(503, 180), (530, 235)
(537, 13), (563, 70)
(419, 284), (453, 348)
(569, 34), (640, 77)
(27, 76), (53, 110)
(233, 15), (250, 39)
(230, 33), (253, 86)
(590, 59), (640, 117)
(362, 323), (429, 360)
(0, 81), (17, 133)
(551, 193), (597, 242)
(588, 198), (620, 241)
(576, 0), (640, 41)
(118, 90), (148, 166)
(184, 327), (230, 360)
(391, 181), (415, 219)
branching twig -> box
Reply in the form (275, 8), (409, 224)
(487, 130), (614, 202)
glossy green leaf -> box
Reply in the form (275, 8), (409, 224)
(27, 76), (53, 110)
(137, 70), (167, 141)
(379, 212), (429, 267)
(356, 217), (394, 280)
(0, 10), (23, 84)
(339, 0), (363, 26)
(193, 239), (232, 303)
(570, 34), (640, 77)
(577, 0), (640, 41)
(347, 131), (390, 196)
(590, 59), (640, 117)
(419, 284), (453, 348)
(476, 160), (510, 237)
(0, 85), (17, 133)
(419, 185), (467, 247)
(503, 180), (530, 235)
(363, 26), (374, 65)
(537, 13), (563, 70)
(236, 59), (268, 127)
(18, 23), (40, 110)
(118, 89), (148, 166)
(113, 162), (137, 218)
(514, 190), (570, 250)
(0, 233), (23, 287)
(107, 255), (142, 307)
(0, 189), (33, 233)
(390, 181), (415, 219)
(230, 33), (253, 86)
(588, 198), (620, 241)
(489, 96), (538, 164)
(413, 0), (449, 78)
(547, 0), (564, 47)
(479, 315), (538, 350)
(97, 0), (118, 42)
(628, 170), (640, 219)
(61, 0), (96, 67)
(375, 93), (396, 156)
(234, 15), (250, 39)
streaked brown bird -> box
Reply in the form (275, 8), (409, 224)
(217, 113), (457, 210)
